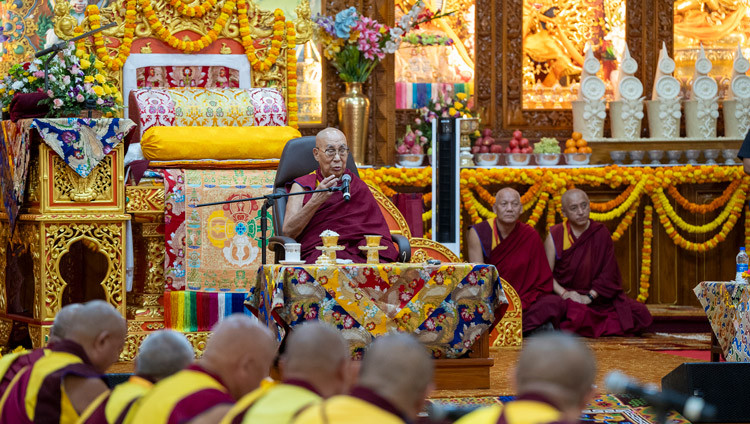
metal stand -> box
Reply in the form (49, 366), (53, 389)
(195, 187), (342, 265)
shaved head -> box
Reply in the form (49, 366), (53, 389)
(315, 127), (346, 148)
(359, 333), (434, 419)
(281, 321), (349, 397)
(516, 332), (596, 410)
(313, 128), (348, 179)
(493, 187), (522, 225)
(202, 314), (277, 400)
(64, 300), (127, 373)
(135, 330), (194, 381)
(49, 303), (83, 343)
(560, 188), (591, 228)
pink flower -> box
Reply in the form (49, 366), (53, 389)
(52, 98), (63, 108)
(415, 118), (422, 125)
(420, 136), (427, 143)
(397, 144), (409, 154)
(410, 144), (422, 154)
(47, 90), (53, 97)
(76, 94), (84, 102)
(33, 71), (45, 78)
(96, 98), (104, 105)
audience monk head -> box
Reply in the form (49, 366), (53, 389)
(313, 128), (349, 180)
(200, 314), (276, 400)
(48, 303), (83, 343)
(280, 321), (350, 398)
(63, 300), (127, 373)
(135, 329), (195, 382)
(493, 187), (523, 225)
(515, 332), (596, 422)
(358, 333), (434, 420)
(561, 188), (591, 229)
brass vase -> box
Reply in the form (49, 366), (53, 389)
(337, 82), (369, 164)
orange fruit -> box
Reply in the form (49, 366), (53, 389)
(575, 138), (587, 148)
(565, 139), (576, 148)
(582, 146), (592, 154)
(564, 147), (577, 154)
(572, 131), (582, 140)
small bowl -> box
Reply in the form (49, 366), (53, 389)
(722, 149), (738, 165)
(396, 154), (425, 167)
(564, 153), (591, 165)
(629, 150), (645, 165)
(610, 151), (626, 164)
(647, 150), (664, 165)
(704, 149), (720, 165)
(474, 153), (500, 166)
(505, 153), (532, 166)
(685, 149), (701, 164)
(534, 153), (561, 166)
(667, 150), (682, 164)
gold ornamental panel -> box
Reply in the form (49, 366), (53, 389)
(10, 220), (44, 320)
(0, 318), (12, 346)
(144, 235), (166, 294)
(28, 324), (52, 349)
(121, 328), (209, 362)
(0, 220), (9, 314)
(32, 143), (124, 215)
(126, 294), (164, 320)
(492, 279), (522, 348)
(125, 186), (165, 214)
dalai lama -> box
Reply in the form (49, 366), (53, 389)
(283, 128), (398, 264)
(544, 189), (653, 337)
(467, 188), (566, 334)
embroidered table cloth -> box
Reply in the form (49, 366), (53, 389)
(694, 281), (750, 362)
(248, 263), (508, 359)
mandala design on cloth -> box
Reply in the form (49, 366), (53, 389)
(582, 98), (606, 139)
(619, 98), (644, 139)
(131, 89), (176, 137)
(30, 118), (136, 178)
(696, 97), (719, 139)
(657, 98), (681, 139)
(249, 88), (288, 126)
(164, 169), (187, 291)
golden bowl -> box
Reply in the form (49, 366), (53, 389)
(364, 234), (382, 247)
(321, 235), (339, 247)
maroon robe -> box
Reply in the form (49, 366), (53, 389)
(550, 220), (653, 337)
(0, 348), (48, 394)
(167, 364), (235, 424)
(472, 220), (566, 332)
(291, 168), (398, 264)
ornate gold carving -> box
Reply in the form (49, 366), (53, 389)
(127, 294), (164, 320)
(366, 183), (412, 239)
(409, 238), (460, 262)
(185, 332), (210, 358)
(127, 319), (165, 332)
(492, 279), (523, 347)
(144, 236), (166, 294)
(141, 42), (153, 54)
(27, 324), (51, 349)
(11, 222), (43, 320)
(293, 0), (314, 44)
(121, 329), (209, 362)
(141, 223), (163, 238)
(25, 154), (40, 205)
(0, 222), (8, 314)
(53, 155), (114, 203)
(126, 187), (165, 213)
(0, 318), (12, 346)
(42, 221), (126, 320)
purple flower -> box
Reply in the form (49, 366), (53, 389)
(314, 14), (336, 36)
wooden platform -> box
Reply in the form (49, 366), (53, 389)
(646, 304), (711, 333)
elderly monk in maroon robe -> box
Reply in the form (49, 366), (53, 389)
(544, 189), (653, 337)
(467, 188), (566, 334)
(283, 128), (398, 264)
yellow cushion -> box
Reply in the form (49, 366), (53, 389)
(140, 126), (301, 161)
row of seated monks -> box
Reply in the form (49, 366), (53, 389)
(0, 300), (597, 424)
(288, 128), (652, 338)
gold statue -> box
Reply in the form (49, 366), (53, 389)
(675, 0), (748, 42)
(141, 42), (153, 54)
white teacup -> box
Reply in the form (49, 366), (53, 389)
(284, 243), (301, 262)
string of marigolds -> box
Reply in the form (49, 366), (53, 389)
(85, 4), (136, 71)
(169, 0), (218, 18)
(637, 205), (654, 302)
(667, 180), (741, 214)
(650, 184), (747, 234)
(286, 20), (298, 128)
(609, 197), (641, 242)
(237, 0), (285, 72)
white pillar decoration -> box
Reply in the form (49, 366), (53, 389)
(646, 42), (681, 139)
(610, 42), (644, 139)
(724, 44), (750, 138)
(685, 44), (719, 138)
(572, 44), (607, 139)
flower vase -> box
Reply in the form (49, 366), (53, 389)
(337, 82), (369, 164)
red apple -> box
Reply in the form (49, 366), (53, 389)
(509, 139), (519, 149)
(520, 138), (529, 148)
(512, 130), (523, 139)
(511, 147), (521, 153)
(482, 137), (493, 146)
(474, 138), (483, 147)
(483, 128), (493, 137)
(479, 145), (490, 153)
(524, 147), (533, 153)
(471, 146), (480, 154)
(490, 144), (503, 153)
(505, 147), (512, 153)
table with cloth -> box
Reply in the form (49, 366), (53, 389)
(694, 281), (750, 362)
(247, 262), (508, 359)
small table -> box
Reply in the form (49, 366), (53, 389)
(694, 281), (750, 362)
(247, 262), (508, 359)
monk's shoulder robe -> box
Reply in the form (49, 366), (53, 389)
(221, 379), (321, 424)
(0, 348), (49, 394)
(452, 405), (503, 424)
(550, 220), (653, 337)
(77, 375), (153, 424)
(0, 340), (104, 424)
(129, 364), (234, 424)
(293, 386), (407, 424)
(291, 169), (398, 264)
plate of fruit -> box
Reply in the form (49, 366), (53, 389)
(533, 137), (561, 166)
(471, 128), (501, 165)
(504, 130), (534, 166)
(563, 132), (592, 165)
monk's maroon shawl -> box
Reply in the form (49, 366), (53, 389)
(291, 168), (398, 264)
(472, 220), (553, 310)
(550, 220), (652, 337)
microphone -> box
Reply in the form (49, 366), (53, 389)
(341, 174), (351, 202)
(35, 22), (117, 58)
(605, 371), (716, 422)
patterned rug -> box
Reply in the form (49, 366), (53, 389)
(427, 394), (691, 424)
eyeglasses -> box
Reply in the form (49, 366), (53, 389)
(321, 148), (349, 159)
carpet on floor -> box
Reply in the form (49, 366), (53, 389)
(428, 393), (691, 424)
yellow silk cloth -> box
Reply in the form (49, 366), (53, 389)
(221, 382), (321, 424)
(141, 126), (301, 161)
(454, 400), (560, 424)
(295, 395), (406, 424)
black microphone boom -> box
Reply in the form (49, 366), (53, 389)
(35, 22), (117, 58)
(341, 174), (351, 202)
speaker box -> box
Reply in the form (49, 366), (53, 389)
(662, 362), (750, 423)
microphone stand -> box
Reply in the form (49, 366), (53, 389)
(35, 22), (117, 91)
(194, 187), (343, 265)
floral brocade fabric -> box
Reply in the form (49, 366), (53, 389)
(249, 263), (508, 358)
(694, 281), (750, 361)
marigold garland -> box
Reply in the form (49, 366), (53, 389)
(667, 180), (741, 214)
(610, 197), (641, 242)
(86, 4), (137, 71)
(168, 0), (218, 18)
(637, 205), (653, 303)
(650, 185), (746, 234)
(285, 20), (298, 128)
(238, 0), (285, 72)
(590, 184), (636, 212)
(139, 0), (235, 53)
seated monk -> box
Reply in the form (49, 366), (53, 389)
(283, 128), (398, 264)
(220, 321), (350, 424)
(544, 189), (653, 337)
(0, 300), (127, 424)
(77, 329), (195, 424)
(130, 314), (276, 424)
(467, 187), (566, 333)
(293, 333), (434, 424)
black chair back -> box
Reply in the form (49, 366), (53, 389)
(271, 136), (358, 238)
